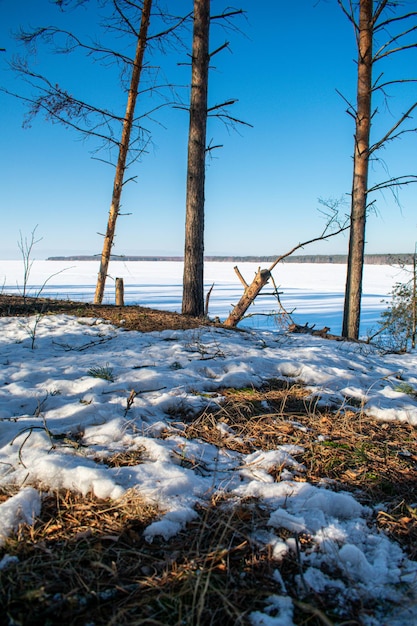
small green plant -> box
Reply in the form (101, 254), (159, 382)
(373, 248), (417, 353)
(394, 382), (416, 397)
(372, 281), (416, 352)
(87, 364), (114, 382)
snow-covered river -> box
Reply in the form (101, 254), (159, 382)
(0, 260), (410, 336)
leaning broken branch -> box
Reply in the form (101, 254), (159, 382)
(223, 217), (349, 328)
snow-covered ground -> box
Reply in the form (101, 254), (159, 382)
(0, 305), (416, 624)
(0, 259), (410, 335)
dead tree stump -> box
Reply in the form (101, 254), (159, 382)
(115, 277), (124, 306)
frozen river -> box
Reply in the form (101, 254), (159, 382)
(0, 260), (410, 337)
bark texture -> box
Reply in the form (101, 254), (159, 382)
(224, 268), (271, 328)
(94, 0), (152, 304)
(342, 0), (373, 339)
(182, 0), (210, 317)
(115, 277), (124, 306)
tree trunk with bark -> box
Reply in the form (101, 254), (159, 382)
(94, 0), (152, 305)
(115, 277), (124, 306)
(182, 0), (210, 317)
(224, 268), (271, 328)
(342, 0), (373, 339)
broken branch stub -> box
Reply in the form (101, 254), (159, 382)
(224, 267), (271, 327)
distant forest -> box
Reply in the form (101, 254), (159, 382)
(47, 254), (414, 265)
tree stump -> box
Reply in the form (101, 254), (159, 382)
(115, 277), (124, 306)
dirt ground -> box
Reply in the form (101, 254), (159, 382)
(0, 294), (217, 332)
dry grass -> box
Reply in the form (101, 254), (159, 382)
(0, 489), (364, 626)
(184, 380), (417, 558)
(0, 294), (215, 332)
(0, 489), (313, 625)
(1, 382), (416, 625)
(0, 489), (161, 625)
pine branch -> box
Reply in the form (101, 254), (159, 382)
(367, 175), (417, 194)
(369, 102), (417, 154)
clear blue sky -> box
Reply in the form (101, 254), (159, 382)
(1, 0), (416, 260)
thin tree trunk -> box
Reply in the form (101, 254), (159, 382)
(342, 0), (373, 339)
(412, 246), (416, 349)
(94, 0), (152, 304)
(182, 0), (210, 317)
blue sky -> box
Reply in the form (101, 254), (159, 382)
(1, 0), (416, 260)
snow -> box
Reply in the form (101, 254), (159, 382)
(0, 261), (417, 623)
(0, 259), (410, 335)
(250, 595), (295, 626)
(0, 487), (41, 548)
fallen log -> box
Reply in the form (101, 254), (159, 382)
(288, 322), (343, 340)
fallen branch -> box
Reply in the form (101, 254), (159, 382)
(224, 215), (349, 328)
(52, 336), (114, 351)
(288, 322), (345, 341)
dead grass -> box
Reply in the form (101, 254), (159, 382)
(0, 489), (301, 625)
(2, 379), (414, 625)
(0, 489), (162, 625)
(184, 380), (417, 558)
(1, 381), (416, 625)
(0, 294), (215, 332)
(0, 489), (364, 626)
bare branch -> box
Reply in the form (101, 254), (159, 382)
(112, 0), (138, 38)
(16, 25), (133, 68)
(372, 0), (390, 26)
(207, 99), (237, 112)
(337, 0), (358, 29)
(372, 77), (417, 91)
(268, 208), (349, 272)
(2, 86), (121, 148)
(375, 10), (417, 31)
(224, 203), (349, 328)
(209, 111), (253, 128)
(147, 11), (192, 41)
(374, 22), (417, 60)
(375, 41), (417, 62)
(367, 175), (417, 194)
(336, 88), (357, 119)
(369, 101), (417, 154)
(205, 142), (223, 153)
(209, 41), (230, 57)
(211, 9), (244, 20)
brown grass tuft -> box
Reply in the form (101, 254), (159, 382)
(184, 379), (417, 559)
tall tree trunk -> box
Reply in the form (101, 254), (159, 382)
(342, 0), (373, 339)
(94, 0), (152, 305)
(182, 0), (210, 317)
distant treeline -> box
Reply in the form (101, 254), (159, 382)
(47, 254), (414, 265)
